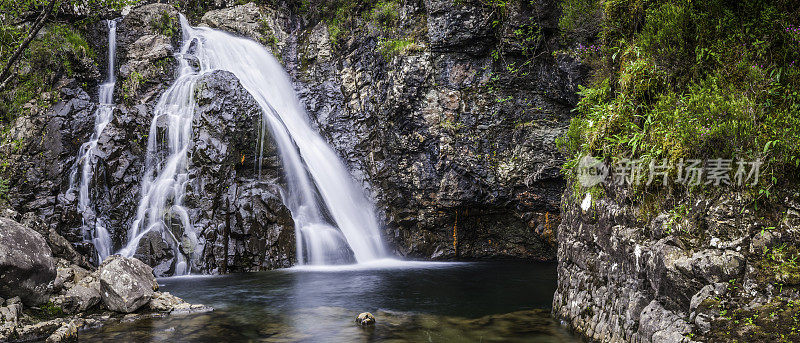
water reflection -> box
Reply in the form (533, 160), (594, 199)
(82, 262), (577, 342)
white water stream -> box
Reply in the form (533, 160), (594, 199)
(118, 15), (385, 272)
(68, 19), (117, 261)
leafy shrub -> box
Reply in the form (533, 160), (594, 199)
(559, 0), (800, 191)
(149, 10), (179, 38)
(0, 24), (96, 124)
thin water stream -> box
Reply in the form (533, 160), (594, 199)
(68, 19), (118, 261)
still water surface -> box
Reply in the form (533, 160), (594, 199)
(83, 261), (577, 342)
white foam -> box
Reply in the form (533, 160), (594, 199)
(286, 258), (465, 272)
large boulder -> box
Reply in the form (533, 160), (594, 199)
(98, 256), (158, 313)
(0, 217), (56, 306)
(60, 271), (102, 314)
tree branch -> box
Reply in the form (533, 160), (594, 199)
(0, 0), (58, 92)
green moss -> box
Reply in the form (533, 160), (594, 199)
(756, 243), (800, 286)
(365, 0), (399, 29)
(0, 177), (8, 207)
(710, 297), (800, 342)
(559, 0), (601, 35)
(377, 38), (421, 60)
(121, 71), (144, 106)
(29, 301), (66, 320)
(259, 23), (280, 52)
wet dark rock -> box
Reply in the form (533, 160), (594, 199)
(98, 256), (158, 313)
(355, 312), (376, 326)
(20, 213), (93, 270)
(134, 231), (175, 276)
(0, 217), (56, 306)
(286, 0), (580, 261)
(424, 0), (497, 54)
(2, 82), (96, 243)
(185, 70), (295, 274)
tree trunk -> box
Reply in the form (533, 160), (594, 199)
(0, 0), (58, 92)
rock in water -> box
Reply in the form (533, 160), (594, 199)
(45, 320), (78, 343)
(355, 312), (376, 326)
(0, 217), (56, 306)
(98, 256), (158, 313)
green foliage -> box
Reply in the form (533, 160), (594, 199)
(0, 0), (134, 125)
(759, 244), (800, 285)
(639, 3), (692, 73)
(560, 0), (800, 192)
(121, 71), (143, 105)
(0, 24), (96, 123)
(0, 177), (8, 207)
(558, 0), (601, 36)
(366, 0), (400, 29)
(173, 0), (216, 21)
(0, 0), (135, 20)
(302, 0), (375, 46)
(149, 10), (179, 38)
(305, 0), (424, 60)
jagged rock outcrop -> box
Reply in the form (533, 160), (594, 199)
(286, 0), (581, 259)
(200, 1), (289, 52)
(116, 3), (179, 105)
(200, 0), (580, 261)
(127, 69), (295, 276)
(1, 3), (294, 275)
(0, 4), (182, 265)
(182, 70), (295, 273)
(553, 184), (800, 342)
(0, 217), (56, 306)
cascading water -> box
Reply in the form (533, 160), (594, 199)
(68, 19), (118, 262)
(118, 15), (385, 273)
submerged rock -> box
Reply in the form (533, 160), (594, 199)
(355, 312), (376, 326)
(148, 291), (210, 313)
(0, 217), (56, 306)
(98, 256), (158, 313)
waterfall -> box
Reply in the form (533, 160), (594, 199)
(68, 19), (117, 262)
(118, 15), (385, 272)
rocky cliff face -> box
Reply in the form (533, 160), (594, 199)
(1, 0), (583, 273)
(553, 184), (800, 342)
(244, 0), (584, 260)
(1, 4), (294, 275)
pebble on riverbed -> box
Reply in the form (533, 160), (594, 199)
(355, 312), (375, 326)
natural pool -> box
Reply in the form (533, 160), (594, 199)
(82, 261), (577, 342)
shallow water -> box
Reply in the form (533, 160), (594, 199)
(82, 261), (577, 342)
